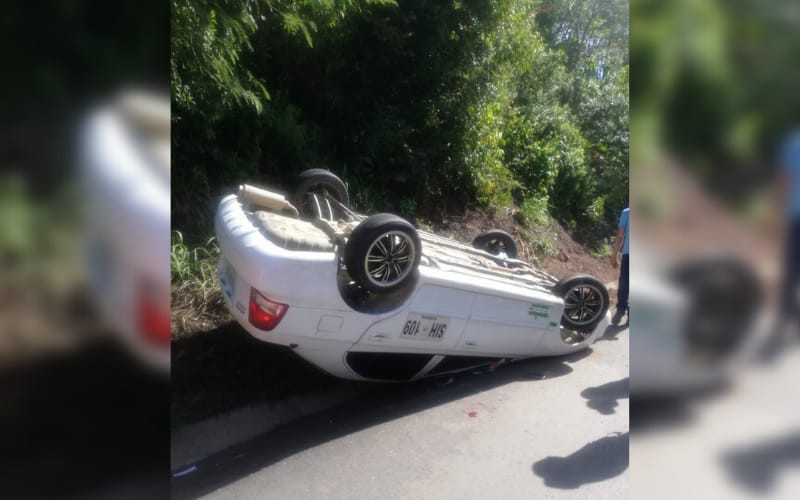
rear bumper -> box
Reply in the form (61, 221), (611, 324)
(214, 194), (345, 309)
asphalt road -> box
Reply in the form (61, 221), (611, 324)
(173, 324), (629, 500)
(630, 341), (800, 500)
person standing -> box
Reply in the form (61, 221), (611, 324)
(778, 130), (800, 331)
(611, 207), (630, 325)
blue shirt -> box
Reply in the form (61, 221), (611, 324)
(618, 208), (629, 255)
(781, 131), (800, 218)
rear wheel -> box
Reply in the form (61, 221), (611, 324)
(292, 168), (349, 220)
(472, 229), (518, 258)
(345, 213), (421, 294)
(554, 274), (609, 333)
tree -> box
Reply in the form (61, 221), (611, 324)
(171, 0), (630, 246)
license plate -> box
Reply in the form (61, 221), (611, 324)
(219, 260), (235, 299)
(400, 314), (449, 342)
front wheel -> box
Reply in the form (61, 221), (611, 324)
(345, 213), (422, 294)
(554, 274), (609, 333)
(472, 229), (518, 258)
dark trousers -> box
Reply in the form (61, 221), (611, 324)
(617, 254), (629, 312)
(781, 219), (800, 321)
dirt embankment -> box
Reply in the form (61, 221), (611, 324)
(424, 207), (617, 285)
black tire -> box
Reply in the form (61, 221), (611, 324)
(292, 168), (349, 219)
(345, 213), (422, 294)
(669, 257), (762, 360)
(472, 229), (518, 258)
(554, 274), (610, 333)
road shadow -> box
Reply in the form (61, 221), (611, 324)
(172, 321), (350, 428)
(596, 324), (626, 342)
(629, 381), (730, 435)
(171, 320), (596, 428)
(629, 397), (695, 434)
(532, 432), (629, 489)
(721, 430), (800, 494)
(171, 347), (594, 499)
(581, 378), (629, 415)
(0, 339), (169, 499)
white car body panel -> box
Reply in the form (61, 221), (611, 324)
(630, 246), (770, 396)
(216, 193), (608, 380)
(81, 96), (170, 372)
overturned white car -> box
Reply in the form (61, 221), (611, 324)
(215, 169), (610, 381)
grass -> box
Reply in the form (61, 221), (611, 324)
(520, 195), (550, 228)
(170, 231), (229, 337)
(512, 195), (562, 259)
(171, 231), (219, 284)
(521, 227), (558, 259)
(534, 230), (559, 258)
(588, 242), (613, 259)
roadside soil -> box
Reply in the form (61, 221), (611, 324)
(171, 286), (229, 339)
(424, 206), (617, 285)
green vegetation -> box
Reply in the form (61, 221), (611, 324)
(170, 231), (219, 286)
(589, 242), (612, 259)
(0, 176), (79, 281)
(631, 0), (800, 201)
(172, 0), (630, 244)
(521, 195), (550, 228)
(170, 231), (226, 335)
(523, 226), (559, 259)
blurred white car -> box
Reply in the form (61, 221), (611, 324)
(630, 249), (768, 395)
(80, 91), (170, 372)
(215, 170), (611, 381)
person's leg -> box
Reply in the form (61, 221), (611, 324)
(613, 254), (629, 324)
(618, 254), (629, 310)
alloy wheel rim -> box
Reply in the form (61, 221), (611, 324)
(364, 231), (415, 287)
(487, 238), (507, 255)
(563, 284), (605, 325)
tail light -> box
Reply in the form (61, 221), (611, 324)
(138, 281), (170, 346)
(249, 288), (288, 330)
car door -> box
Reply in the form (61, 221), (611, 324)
(457, 291), (561, 356)
(352, 283), (474, 353)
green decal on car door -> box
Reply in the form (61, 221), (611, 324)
(528, 304), (549, 319)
